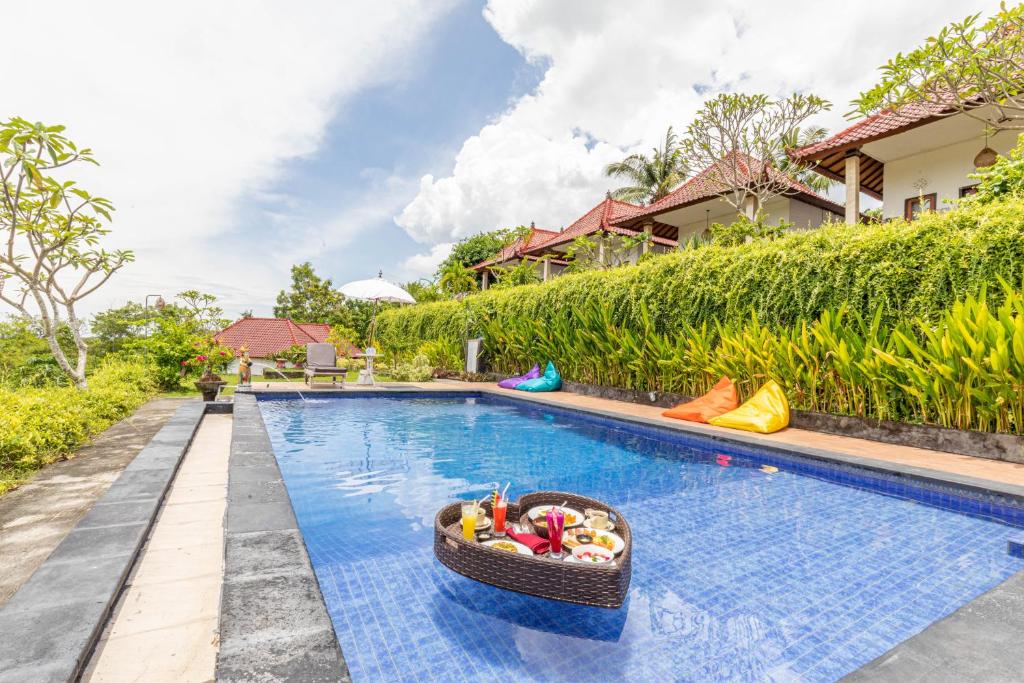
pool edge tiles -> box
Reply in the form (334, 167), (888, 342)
(254, 391), (1024, 531)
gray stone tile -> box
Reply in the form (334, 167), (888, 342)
(0, 599), (101, 679)
(44, 522), (148, 563)
(216, 626), (350, 683)
(2, 553), (130, 612)
(227, 501), (297, 533)
(224, 529), (310, 578)
(229, 464), (283, 484)
(220, 571), (333, 642)
(75, 499), (158, 528)
(227, 479), (290, 504)
(230, 449), (274, 467)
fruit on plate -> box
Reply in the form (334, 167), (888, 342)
(572, 544), (614, 564)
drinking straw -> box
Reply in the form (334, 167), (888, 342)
(501, 481), (510, 500)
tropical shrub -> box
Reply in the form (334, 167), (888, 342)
(0, 357), (158, 494)
(390, 354), (433, 382)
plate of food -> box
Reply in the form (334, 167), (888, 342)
(481, 539), (532, 555)
(527, 505), (584, 530)
(475, 515), (491, 531)
(572, 544), (615, 564)
(561, 527), (625, 554)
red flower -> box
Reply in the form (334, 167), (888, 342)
(180, 360), (188, 366)
(196, 355), (207, 362)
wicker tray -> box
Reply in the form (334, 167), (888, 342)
(433, 491), (632, 608)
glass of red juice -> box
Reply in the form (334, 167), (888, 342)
(546, 507), (565, 558)
(493, 500), (507, 537)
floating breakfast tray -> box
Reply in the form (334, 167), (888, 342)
(433, 491), (632, 609)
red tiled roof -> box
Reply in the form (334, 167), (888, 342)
(524, 197), (677, 253)
(471, 226), (561, 269)
(615, 152), (845, 224)
(215, 317), (350, 359)
(790, 102), (947, 161)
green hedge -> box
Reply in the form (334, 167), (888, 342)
(380, 199), (1024, 351)
(0, 357), (157, 494)
(377, 199), (1024, 433)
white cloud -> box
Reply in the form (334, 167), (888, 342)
(399, 242), (455, 282)
(1, 0), (455, 317)
(396, 0), (1002, 244)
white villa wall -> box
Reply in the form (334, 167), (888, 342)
(881, 133), (1016, 219)
(789, 198), (841, 230)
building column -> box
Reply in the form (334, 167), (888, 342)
(597, 236), (606, 265)
(542, 258), (550, 282)
(481, 270), (489, 290)
(844, 150), (861, 224)
(742, 194), (759, 220)
(641, 220), (653, 255)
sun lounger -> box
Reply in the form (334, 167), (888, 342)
(304, 343), (347, 386)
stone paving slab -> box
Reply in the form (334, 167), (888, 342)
(216, 394), (349, 682)
(0, 400), (206, 683)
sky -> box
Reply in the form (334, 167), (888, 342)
(1, 0), (1003, 320)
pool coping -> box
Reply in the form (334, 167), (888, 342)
(216, 393), (349, 681)
(244, 386), (1024, 682)
(0, 399), (209, 683)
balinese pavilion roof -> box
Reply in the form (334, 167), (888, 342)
(789, 102), (949, 199)
(613, 151), (846, 229)
(526, 195), (678, 255)
(470, 224), (562, 270)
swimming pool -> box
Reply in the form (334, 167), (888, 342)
(257, 394), (1024, 682)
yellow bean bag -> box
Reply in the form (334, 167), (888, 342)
(708, 380), (790, 434)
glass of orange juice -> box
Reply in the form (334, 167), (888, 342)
(461, 503), (477, 541)
(493, 500), (507, 537)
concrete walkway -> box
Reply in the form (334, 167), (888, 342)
(83, 413), (232, 683)
(0, 397), (186, 607)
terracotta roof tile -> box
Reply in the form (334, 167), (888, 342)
(471, 226), (561, 269)
(524, 197), (676, 253)
(615, 152), (845, 222)
(791, 102), (947, 161)
(214, 317), (350, 358)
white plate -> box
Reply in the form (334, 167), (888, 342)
(527, 505), (584, 529)
(572, 544), (615, 564)
(562, 527), (625, 555)
(481, 539), (533, 555)
(475, 515), (491, 531)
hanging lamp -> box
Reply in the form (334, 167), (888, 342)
(974, 127), (998, 168)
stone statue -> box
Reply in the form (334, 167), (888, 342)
(238, 347), (253, 386)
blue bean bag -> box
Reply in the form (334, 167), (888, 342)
(515, 361), (561, 392)
(498, 363), (540, 389)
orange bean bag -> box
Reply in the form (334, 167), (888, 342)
(662, 377), (739, 423)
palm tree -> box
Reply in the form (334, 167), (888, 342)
(780, 125), (835, 194)
(438, 262), (477, 298)
(604, 127), (688, 205)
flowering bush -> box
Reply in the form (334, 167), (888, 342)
(183, 338), (233, 380)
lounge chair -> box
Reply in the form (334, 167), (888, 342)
(304, 343), (347, 386)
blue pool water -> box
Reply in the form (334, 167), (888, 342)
(257, 395), (1024, 682)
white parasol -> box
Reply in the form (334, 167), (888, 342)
(339, 271), (416, 304)
(340, 272), (415, 385)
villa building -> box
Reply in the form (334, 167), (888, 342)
(472, 155), (846, 283)
(610, 153), (845, 243)
(470, 223), (566, 289)
(791, 103), (1015, 222)
(214, 317), (352, 373)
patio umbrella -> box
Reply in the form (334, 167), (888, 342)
(340, 271), (416, 347)
(339, 271), (416, 305)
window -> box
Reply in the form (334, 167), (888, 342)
(959, 185), (979, 198)
(904, 193), (937, 220)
